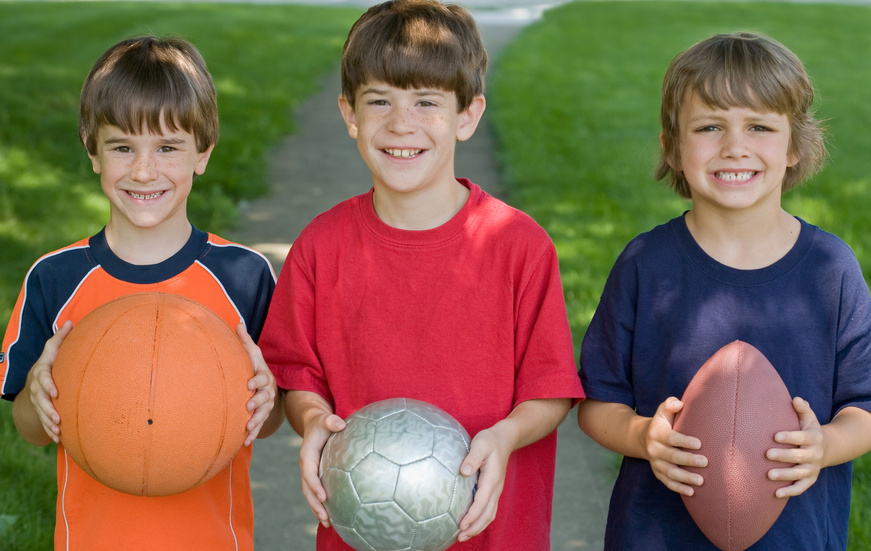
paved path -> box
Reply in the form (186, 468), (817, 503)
(229, 5), (618, 549)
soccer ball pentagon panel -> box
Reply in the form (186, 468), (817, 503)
(319, 398), (478, 551)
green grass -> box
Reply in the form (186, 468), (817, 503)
(488, 2), (871, 548)
(0, 1), (362, 335)
(0, 3), (361, 549)
(3, 1), (871, 549)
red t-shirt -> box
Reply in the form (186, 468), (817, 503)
(260, 180), (584, 550)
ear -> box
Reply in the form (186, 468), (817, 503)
(660, 131), (679, 170)
(456, 95), (486, 142)
(338, 94), (359, 140)
(786, 149), (801, 168)
(195, 144), (215, 176)
(88, 151), (102, 175)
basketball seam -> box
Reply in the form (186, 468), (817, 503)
(143, 302), (162, 496)
(190, 310), (231, 489)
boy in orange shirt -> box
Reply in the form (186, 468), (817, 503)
(1, 35), (283, 550)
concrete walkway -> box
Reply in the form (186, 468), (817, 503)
(229, 6), (618, 549)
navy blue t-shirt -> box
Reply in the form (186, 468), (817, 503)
(580, 214), (871, 551)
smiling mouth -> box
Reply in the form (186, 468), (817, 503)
(384, 148), (423, 159)
(715, 171), (757, 182)
(128, 191), (165, 200)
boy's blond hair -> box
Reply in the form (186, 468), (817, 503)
(340, 0), (488, 112)
(657, 32), (826, 199)
(79, 35), (218, 155)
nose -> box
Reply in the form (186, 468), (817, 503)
(720, 128), (750, 159)
(130, 152), (158, 182)
(386, 105), (414, 134)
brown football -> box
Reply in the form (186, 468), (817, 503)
(673, 340), (800, 551)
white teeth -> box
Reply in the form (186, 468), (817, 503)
(129, 191), (164, 200)
(716, 171), (756, 182)
(385, 148), (422, 158)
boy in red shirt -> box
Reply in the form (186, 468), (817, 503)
(258, 1), (584, 549)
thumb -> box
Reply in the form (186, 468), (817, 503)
(461, 443), (484, 477)
(325, 414), (346, 433)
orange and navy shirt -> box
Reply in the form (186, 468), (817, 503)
(1, 226), (275, 551)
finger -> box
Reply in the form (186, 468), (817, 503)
(246, 374), (276, 413)
(768, 462), (817, 483)
(663, 396), (684, 413)
(668, 431), (702, 452)
(300, 477), (331, 526)
(300, 442), (330, 502)
(656, 457), (704, 484)
(460, 452), (482, 478)
(767, 444), (811, 464)
(324, 414), (346, 433)
(654, 470), (700, 496)
(244, 407), (270, 446)
(773, 477), (815, 498)
(665, 448), (708, 469)
(790, 396), (821, 430)
(236, 322), (256, 348)
(458, 497), (497, 541)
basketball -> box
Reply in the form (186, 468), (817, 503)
(320, 398), (477, 551)
(52, 292), (253, 497)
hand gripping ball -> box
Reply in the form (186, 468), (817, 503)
(52, 292), (253, 497)
(320, 398), (478, 551)
(673, 340), (800, 551)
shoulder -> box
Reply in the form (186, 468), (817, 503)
(25, 237), (96, 285)
(468, 190), (554, 251)
(802, 219), (859, 261)
(204, 233), (275, 274)
(602, 217), (682, 278)
(290, 194), (366, 260)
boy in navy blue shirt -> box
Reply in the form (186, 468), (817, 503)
(578, 32), (871, 550)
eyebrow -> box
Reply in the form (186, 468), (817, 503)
(360, 87), (447, 98)
(102, 136), (188, 145)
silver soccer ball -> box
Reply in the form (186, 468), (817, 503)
(320, 398), (478, 551)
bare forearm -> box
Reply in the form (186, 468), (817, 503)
(12, 392), (53, 446)
(257, 388), (288, 439)
(577, 398), (650, 459)
(822, 406), (871, 467)
(494, 398), (571, 452)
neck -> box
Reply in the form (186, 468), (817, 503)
(685, 206), (800, 270)
(373, 179), (470, 230)
(104, 218), (193, 265)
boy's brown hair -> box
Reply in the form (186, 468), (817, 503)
(340, 0), (488, 112)
(657, 32), (826, 199)
(79, 35), (218, 155)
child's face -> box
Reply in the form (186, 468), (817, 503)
(338, 81), (484, 198)
(88, 116), (213, 233)
(674, 91), (798, 214)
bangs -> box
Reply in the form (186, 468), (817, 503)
(362, 19), (467, 93)
(80, 36), (217, 154)
(689, 56), (801, 116)
(341, 0), (486, 111)
(91, 75), (201, 138)
(678, 33), (813, 117)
